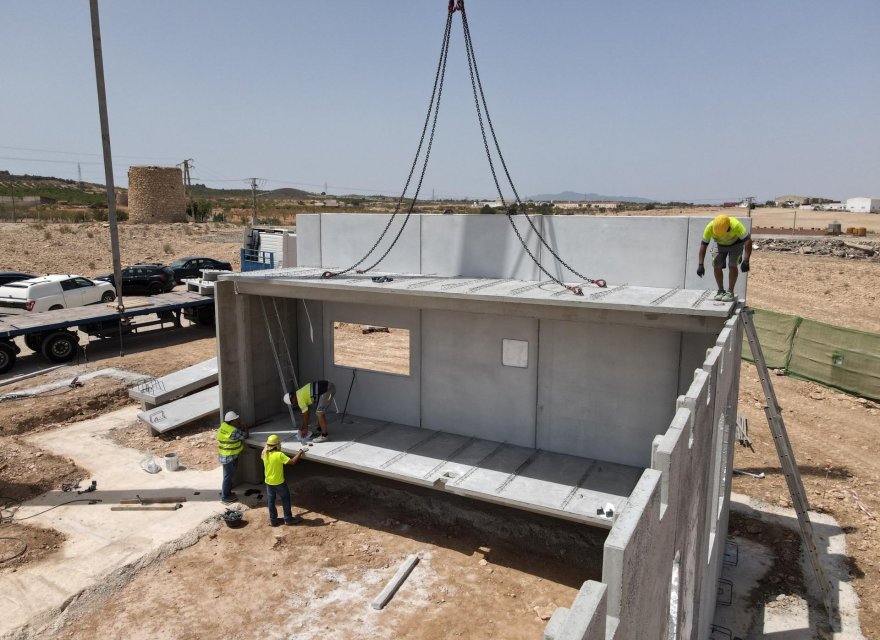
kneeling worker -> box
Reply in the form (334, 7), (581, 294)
(697, 214), (753, 301)
(283, 380), (336, 443)
(262, 434), (307, 526)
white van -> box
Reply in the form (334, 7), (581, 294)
(0, 275), (115, 315)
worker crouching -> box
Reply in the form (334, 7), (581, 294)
(261, 434), (307, 526)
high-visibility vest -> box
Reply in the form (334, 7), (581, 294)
(217, 422), (243, 458)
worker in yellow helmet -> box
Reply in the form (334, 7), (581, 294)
(697, 214), (752, 301)
(261, 434), (307, 526)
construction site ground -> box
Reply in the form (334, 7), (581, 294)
(0, 222), (878, 638)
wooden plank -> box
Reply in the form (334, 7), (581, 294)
(371, 554), (420, 610)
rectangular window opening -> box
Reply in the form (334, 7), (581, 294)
(333, 322), (410, 376)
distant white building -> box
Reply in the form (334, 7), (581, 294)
(845, 197), (880, 213)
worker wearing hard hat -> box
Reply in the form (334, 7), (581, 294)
(696, 214), (752, 301)
(262, 434), (307, 526)
(283, 380), (336, 444)
(217, 410), (249, 504)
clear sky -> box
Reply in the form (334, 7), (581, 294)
(1, 1), (878, 202)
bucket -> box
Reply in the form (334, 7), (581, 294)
(164, 452), (180, 472)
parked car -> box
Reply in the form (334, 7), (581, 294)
(0, 272), (36, 287)
(0, 275), (115, 315)
(169, 257), (232, 283)
(96, 264), (176, 296)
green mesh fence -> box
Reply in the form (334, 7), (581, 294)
(743, 308), (880, 401)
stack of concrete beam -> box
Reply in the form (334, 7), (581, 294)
(127, 166), (186, 223)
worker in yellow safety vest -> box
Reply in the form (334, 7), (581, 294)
(217, 410), (249, 504)
(262, 434), (307, 526)
(696, 214), (753, 302)
(283, 380), (336, 444)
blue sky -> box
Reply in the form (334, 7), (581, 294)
(1, 1), (878, 202)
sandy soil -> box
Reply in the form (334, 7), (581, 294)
(53, 468), (603, 640)
(746, 251), (880, 333)
(3, 226), (880, 638)
(0, 221), (242, 277)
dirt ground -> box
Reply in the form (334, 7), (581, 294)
(2, 225), (880, 637)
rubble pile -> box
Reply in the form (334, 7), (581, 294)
(753, 238), (879, 260)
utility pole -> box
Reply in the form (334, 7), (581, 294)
(250, 177), (258, 227)
(180, 158), (193, 219)
(89, 0), (124, 316)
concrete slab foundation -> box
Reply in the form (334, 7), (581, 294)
(0, 406), (232, 638)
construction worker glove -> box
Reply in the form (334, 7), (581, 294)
(741, 261), (750, 273)
(696, 264), (705, 278)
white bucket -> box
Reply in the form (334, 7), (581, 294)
(164, 452), (180, 472)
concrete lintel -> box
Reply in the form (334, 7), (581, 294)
(227, 279), (725, 333)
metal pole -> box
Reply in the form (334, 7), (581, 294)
(89, 0), (124, 315)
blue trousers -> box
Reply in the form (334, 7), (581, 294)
(267, 482), (293, 524)
(221, 456), (238, 499)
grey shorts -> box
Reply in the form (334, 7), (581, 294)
(712, 243), (744, 269)
(315, 382), (335, 414)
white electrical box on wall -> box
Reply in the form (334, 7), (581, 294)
(502, 339), (528, 368)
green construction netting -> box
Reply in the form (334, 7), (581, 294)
(742, 308), (880, 401)
(787, 319), (880, 401)
(741, 308), (801, 369)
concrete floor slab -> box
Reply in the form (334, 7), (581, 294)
(246, 413), (643, 529)
(0, 406), (230, 638)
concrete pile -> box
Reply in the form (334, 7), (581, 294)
(753, 238), (879, 260)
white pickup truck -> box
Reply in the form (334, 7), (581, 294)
(0, 275), (116, 315)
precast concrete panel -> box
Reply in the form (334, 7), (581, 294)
(541, 216), (690, 288)
(536, 319), (680, 468)
(323, 301), (420, 427)
(683, 216), (751, 297)
(421, 309), (538, 447)
(297, 298), (325, 385)
(320, 213), (421, 273)
(420, 214), (543, 279)
(295, 214), (322, 267)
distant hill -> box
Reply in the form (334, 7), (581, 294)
(528, 190), (654, 203)
(263, 187), (313, 200)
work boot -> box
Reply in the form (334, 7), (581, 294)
(713, 289), (725, 301)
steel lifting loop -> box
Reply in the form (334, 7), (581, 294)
(321, 271), (336, 279)
(568, 286), (584, 296)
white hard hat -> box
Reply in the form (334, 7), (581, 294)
(282, 393), (291, 406)
(224, 410), (240, 422)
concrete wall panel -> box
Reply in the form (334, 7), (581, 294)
(683, 216), (752, 297)
(323, 302), (421, 427)
(295, 214), (322, 267)
(420, 214), (543, 279)
(541, 216), (690, 288)
(319, 213), (421, 273)
(421, 309), (538, 447)
(537, 320), (680, 467)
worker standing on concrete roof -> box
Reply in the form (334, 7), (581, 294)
(261, 434), (306, 526)
(283, 380), (336, 444)
(217, 410), (249, 505)
(696, 214), (752, 302)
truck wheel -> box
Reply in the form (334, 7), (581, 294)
(41, 331), (79, 363)
(195, 306), (215, 326)
(0, 342), (16, 374)
(24, 333), (44, 352)
(148, 282), (163, 296)
(101, 291), (116, 303)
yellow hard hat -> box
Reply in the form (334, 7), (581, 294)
(712, 214), (730, 236)
(266, 434), (281, 446)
